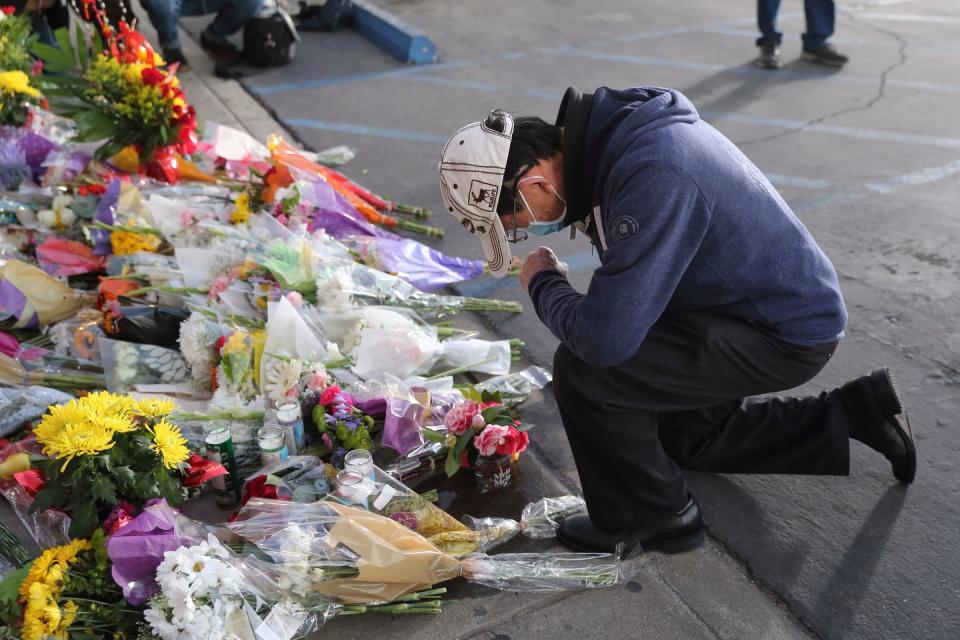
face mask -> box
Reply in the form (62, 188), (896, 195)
(517, 176), (567, 236)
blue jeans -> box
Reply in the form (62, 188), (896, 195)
(757, 0), (835, 49)
(139, 0), (264, 51)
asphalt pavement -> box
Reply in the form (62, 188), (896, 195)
(179, 1), (960, 638)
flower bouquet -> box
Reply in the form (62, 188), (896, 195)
(430, 388), (530, 482)
(33, 20), (198, 175)
(26, 392), (194, 537)
(0, 530), (143, 640)
(0, 7), (42, 127)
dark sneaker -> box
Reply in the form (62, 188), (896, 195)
(200, 30), (241, 62)
(162, 48), (190, 72)
(802, 43), (849, 67)
(842, 367), (917, 484)
(557, 495), (705, 554)
(755, 43), (782, 69)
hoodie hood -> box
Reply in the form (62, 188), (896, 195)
(557, 86), (700, 226)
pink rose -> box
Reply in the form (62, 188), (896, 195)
(473, 424), (510, 457)
(306, 371), (328, 391)
(471, 413), (486, 431)
(444, 400), (481, 436)
(208, 275), (231, 301)
(495, 426), (529, 456)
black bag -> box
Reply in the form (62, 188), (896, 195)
(243, 9), (299, 67)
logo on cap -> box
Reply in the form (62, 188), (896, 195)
(468, 180), (498, 212)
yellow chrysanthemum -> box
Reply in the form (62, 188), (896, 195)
(110, 230), (161, 256)
(150, 419), (190, 469)
(124, 62), (148, 84)
(0, 70), (40, 97)
(33, 400), (88, 449)
(133, 397), (177, 419)
(81, 390), (137, 416)
(20, 538), (92, 600)
(41, 421), (115, 470)
(230, 192), (251, 224)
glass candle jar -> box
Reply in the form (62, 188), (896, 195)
(474, 453), (514, 494)
(343, 449), (374, 480)
(257, 425), (288, 468)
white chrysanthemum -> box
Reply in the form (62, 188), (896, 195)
(178, 313), (215, 390)
(263, 356), (303, 403)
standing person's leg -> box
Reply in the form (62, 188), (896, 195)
(756, 0), (784, 68)
(801, 0), (848, 66)
(181, 0), (264, 52)
(139, 0), (185, 53)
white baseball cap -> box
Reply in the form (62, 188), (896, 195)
(439, 111), (514, 277)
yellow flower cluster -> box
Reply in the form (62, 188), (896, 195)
(33, 391), (187, 470)
(19, 539), (90, 640)
(0, 69), (39, 97)
(230, 192), (252, 224)
(110, 230), (162, 255)
(85, 55), (172, 128)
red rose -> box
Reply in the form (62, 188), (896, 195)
(141, 67), (165, 86)
(1, 6), (16, 14)
(495, 426), (529, 456)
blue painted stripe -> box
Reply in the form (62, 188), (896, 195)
(765, 174), (833, 189)
(284, 119), (448, 144)
(247, 59), (476, 95)
(560, 49), (960, 94)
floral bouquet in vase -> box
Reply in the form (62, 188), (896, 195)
(431, 389), (530, 491)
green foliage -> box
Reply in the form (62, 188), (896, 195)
(0, 11), (37, 73)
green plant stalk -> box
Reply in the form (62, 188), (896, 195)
(124, 285), (209, 297)
(394, 203), (431, 219)
(89, 221), (164, 237)
(425, 356), (499, 381)
(324, 357), (353, 369)
(393, 218), (444, 237)
(0, 522), (29, 566)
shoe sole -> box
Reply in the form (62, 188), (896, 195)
(557, 528), (705, 555)
(755, 59), (782, 69)
(801, 52), (847, 67)
(870, 368), (917, 484)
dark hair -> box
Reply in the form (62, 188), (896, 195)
(496, 116), (562, 216)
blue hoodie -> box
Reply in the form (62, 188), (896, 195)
(529, 87), (847, 367)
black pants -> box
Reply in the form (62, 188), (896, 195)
(553, 312), (846, 531)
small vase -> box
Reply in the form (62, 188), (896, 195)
(474, 454), (513, 494)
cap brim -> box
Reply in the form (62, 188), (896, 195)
(476, 214), (513, 277)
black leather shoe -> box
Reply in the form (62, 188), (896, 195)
(557, 496), (704, 554)
(844, 368), (917, 484)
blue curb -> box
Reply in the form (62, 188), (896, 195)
(351, 0), (438, 64)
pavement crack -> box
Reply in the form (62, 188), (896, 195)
(737, 14), (908, 148)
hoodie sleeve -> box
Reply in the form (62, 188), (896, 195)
(529, 164), (712, 367)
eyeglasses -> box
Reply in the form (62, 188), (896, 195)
(502, 165), (533, 243)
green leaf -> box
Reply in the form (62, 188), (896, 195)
(421, 429), (446, 444)
(444, 449), (460, 477)
(69, 499), (98, 539)
(91, 476), (117, 504)
(54, 27), (76, 65)
(28, 487), (60, 514)
(0, 565), (31, 626)
(453, 431), (473, 456)
(75, 23), (89, 71)
(31, 42), (73, 71)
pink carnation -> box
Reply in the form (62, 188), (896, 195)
(444, 400), (481, 436)
(286, 291), (304, 308)
(320, 385), (342, 406)
(473, 424), (511, 457)
(306, 370), (329, 391)
(208, 275), (231, 301)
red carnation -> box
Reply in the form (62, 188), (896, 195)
(141, 67), (165, 86)
(1, 6), (16, 14)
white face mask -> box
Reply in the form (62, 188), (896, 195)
(516, 175), (567, 235)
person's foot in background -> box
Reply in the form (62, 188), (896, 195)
(200, 29), (242, 62)
(755, 42), (782, 69)
(802, 43), (849, 67)
(162, 48), (190, 72)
